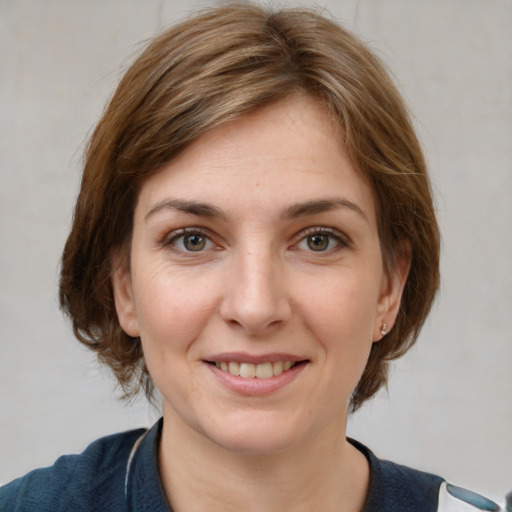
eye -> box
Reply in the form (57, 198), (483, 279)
(166, 230), (215, 252)
(306, 234), (331, 251)
(295, 228), (347, 253)
(181, 233), (208, 251)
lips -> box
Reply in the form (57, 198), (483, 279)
(215, 361), (296, 378)
(204, 353), (308, 394)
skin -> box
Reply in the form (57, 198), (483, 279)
(112, 94), (409, 512)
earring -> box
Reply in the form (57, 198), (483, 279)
(380, 322), (388, 336)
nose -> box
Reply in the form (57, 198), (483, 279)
(220, 247), (292, 336)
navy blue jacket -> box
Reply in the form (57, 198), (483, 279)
(0, 419), (475, 511)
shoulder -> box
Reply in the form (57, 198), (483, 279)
(350, 439), (503, 512)
(370, 455), (444, 511)
(0, 427), (146, 512)
(377, 461), (503, 512)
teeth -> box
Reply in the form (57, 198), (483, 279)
(215, 361), (297, 378)
(239, 363), (256, 378)
(255, 362), (273, 379)
(273, 361), (283, 375)
(228, 361), (240, 376)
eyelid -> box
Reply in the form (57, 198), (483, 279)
(297, 226), (350, 244)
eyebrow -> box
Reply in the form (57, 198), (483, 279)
(145, 197), (367, 222)
(145, 199), (228, 221)
(282, 198), (368, 222)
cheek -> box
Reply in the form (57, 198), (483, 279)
(291, 273), (380, 414)
(295, 269), (380, 397)
(132, 265), (221, 352)
(133, 269), (222, 405)
(296, 270), (381, 344)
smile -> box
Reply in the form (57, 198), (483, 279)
(214, 361), (297, 379)
(206, 356), (308, 395)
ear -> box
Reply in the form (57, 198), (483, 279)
(111, 256), (140, 338)
(373, 242), (411, 341)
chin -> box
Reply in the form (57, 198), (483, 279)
(213, 429), (298, 456)
(199, 412), (307, 456)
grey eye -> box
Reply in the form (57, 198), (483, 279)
(183, 234), (207, 251)
(307, 234), (330, 251)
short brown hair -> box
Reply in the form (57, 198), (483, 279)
(59, 2), (440, 411)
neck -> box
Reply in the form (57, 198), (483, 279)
(158, 408), (369, 512)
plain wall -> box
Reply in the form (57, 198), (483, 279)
(1, 0), (511, 501)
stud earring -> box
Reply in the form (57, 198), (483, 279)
(380, 322), (388, 336)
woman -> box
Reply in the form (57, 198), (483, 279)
(0, 3), (505, 511)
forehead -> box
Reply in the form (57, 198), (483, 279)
(135, 94), (376, 224)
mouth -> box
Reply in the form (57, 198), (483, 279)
(204, 354), (309, 395)
(210, 360), (303, 379)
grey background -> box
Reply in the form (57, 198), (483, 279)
(1, 0), (511, 501)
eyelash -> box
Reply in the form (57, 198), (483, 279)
(162, 226), (349, 255)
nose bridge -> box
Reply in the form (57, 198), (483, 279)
(221, 240), (291, 334)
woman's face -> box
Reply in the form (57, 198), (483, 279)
(113, 94), (407, 454)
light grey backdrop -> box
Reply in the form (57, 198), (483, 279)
(1, 0), (511, 501)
